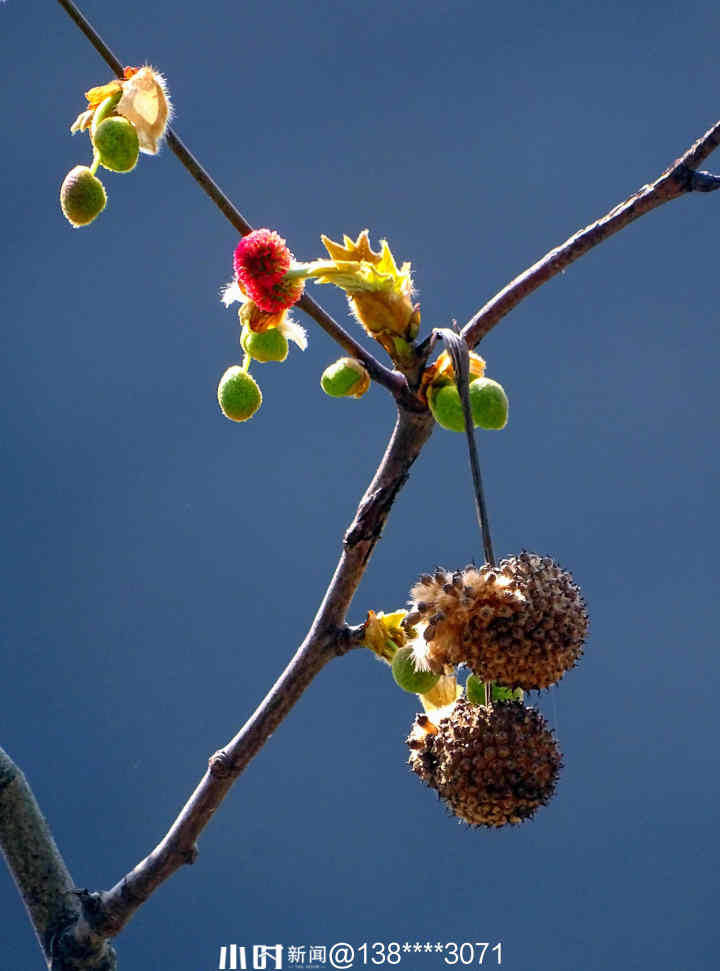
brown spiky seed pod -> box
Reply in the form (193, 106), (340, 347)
(405, 553), (588, 690)
(407, 698), (562, 827)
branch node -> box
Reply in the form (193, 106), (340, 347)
(331, 626), (354, 658)
(208, 750), (233, 779)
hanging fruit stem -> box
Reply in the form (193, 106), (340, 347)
(436, 328), (497, 707)
(436, 328), (496, 567)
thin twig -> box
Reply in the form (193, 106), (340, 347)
(462, 121), (720, 347)
(55, 0), (406, 400)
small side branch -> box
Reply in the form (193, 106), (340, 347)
(462, 119), (720, 348)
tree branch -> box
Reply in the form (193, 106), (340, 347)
(0, 747), (117, 970)
(1, 404), (433, 959)
(2, 4), (708, 967)
(87, 405), (434, 937)
(462, 119), (720, 348)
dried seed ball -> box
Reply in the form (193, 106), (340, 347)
(428, 377), (508, 432)
(407, 698), (562, 827)
(93, 117), (140, 173)
(406, 553), (587, 690)
(240, 324), (289, 363)
(60, 166), (107, 227)
(392, 646), (441, 695)
(217, 366), (262, 422)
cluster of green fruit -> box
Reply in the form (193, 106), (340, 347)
(392, 647), (522, 704)
(428, 375), (508, 432)
(317, 351), (509, 432)
(217, 326), (289, 422)
(218, 349), (372, 423)
(60, 94), (140, 228)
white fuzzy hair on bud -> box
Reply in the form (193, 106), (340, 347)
(278, 316), (307, 350)
(220, 279), (244, 307)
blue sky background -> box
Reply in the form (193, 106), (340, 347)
(2, 1), (720, 969)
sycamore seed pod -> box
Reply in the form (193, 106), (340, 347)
(428, 377), (509, 432)
(320, 358), (370, 398)
(217, 366), (262, 422)
(392, 646), (441, 695)
(408, 698), (562, 827)
(93, 116), (140, 173)
(60, 166), (107, 227)
(405, 554), (588, 691)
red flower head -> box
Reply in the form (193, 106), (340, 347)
(232, 229), (304, 312)
(249, 276), (305, 313)
(234, 229), (291, 289)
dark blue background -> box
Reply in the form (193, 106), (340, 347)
(2, 1), (720, 969)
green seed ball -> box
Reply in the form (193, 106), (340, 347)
(93, 117), (140, 173)
(466, 675), (524, 704)
(217, 366), (262, 422)
(240, 325), (289, 363)
(428, 382), (466, 432)
(428, 378), (509, 432)
(469, 377), (509, 430)
(59, 166), (107, 228)
(320, 358), (367, 397)
(392, 646), (441, 695)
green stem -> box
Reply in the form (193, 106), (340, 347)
(91, 92), (121, 137)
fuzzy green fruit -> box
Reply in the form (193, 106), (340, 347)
(392, 646), (441, 695)
(466, 674), (523, 705)
(217, 366), (262, 422)
(240, 325), (289, 363)
(428, 382), (465, 431)
(320, 358), (370, 398)
(93, 117), (140, 173)
(60, 166), (107, 227)
(469, 377), (509, 430)
(428, 377), (508, 432)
